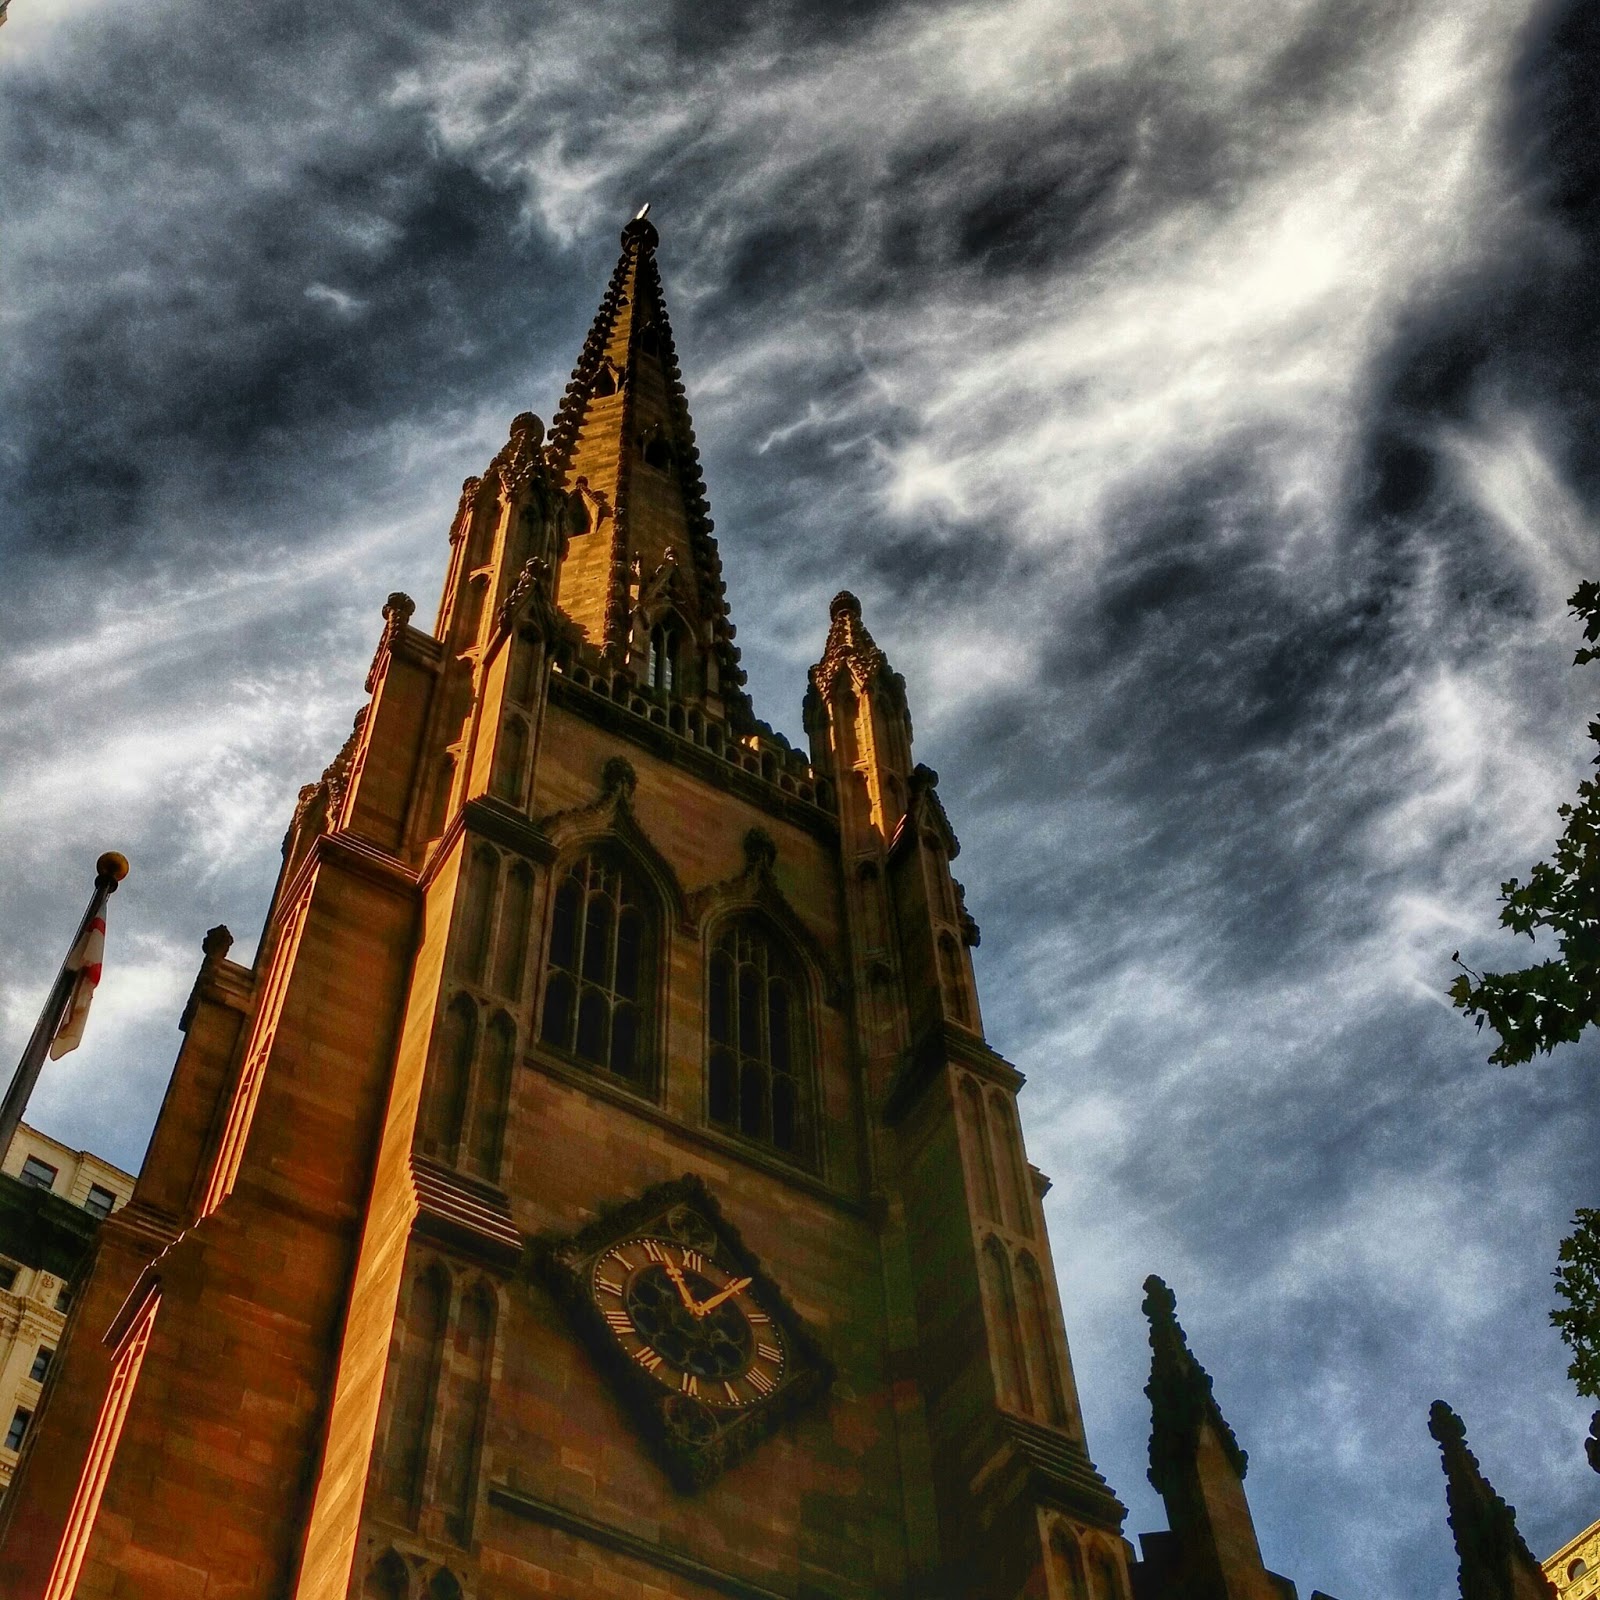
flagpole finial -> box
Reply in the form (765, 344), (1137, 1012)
(96, 852), (129, 886)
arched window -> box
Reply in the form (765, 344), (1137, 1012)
(468, 1013), (515, 1181)
(939, 933), (970, 1026)
(1571, 1560), (1590, 1582)
(539, 850), (655, 1091)
(642, 433), (672, 471)
(439, 1282), (495, 1543)
(456, 847), (497, 982)
(386, 1263), (449, 1513)
(365, 1550), (409, 1600)
(707, 918), (812, 1161)
(1089, 1544), (1123, 1600)
(647, 622), (679, 693)
(493, 865), (533, 1001)
(1050, 1527), (1089, 1600)
(422, 997), (476, 1163)
(592, 363), (617, 397)
(958, 1076), (1001, 1223)
(1016, 1252), (1068, 1426)
(981, 1236), (1031, 1415)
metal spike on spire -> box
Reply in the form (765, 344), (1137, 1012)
(633, 202), (651, 221)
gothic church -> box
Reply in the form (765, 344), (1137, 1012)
(0, 216), (1327, 1600)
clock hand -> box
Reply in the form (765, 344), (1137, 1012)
(692, 1276), (752, 1317)
(661, 1257), (700, 1313)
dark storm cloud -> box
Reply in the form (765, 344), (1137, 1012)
(3, 0), (1598, 1594)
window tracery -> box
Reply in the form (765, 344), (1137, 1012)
(539, 849), (656, 1092)
(707, 917), (812, 1162)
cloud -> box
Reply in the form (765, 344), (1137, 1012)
(4, 0), (1599, 1591)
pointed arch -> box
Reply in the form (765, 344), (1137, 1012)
(492, 862), (534, 1002)
(981, 1235), (1031, 1415)
(455, 846), (498, 982)
(1049, 1525), (1090, 1600)
(990, 1089), (1035, 1238)
(705, 909), (818, 1164)
(538, 785), (690, 931)
(538, 844), (662, 1094)
(492, 714), (531, 807)
(468, 1012), (515, 1181)
(958, 1075), (1001, 1222)
(428, 1570), (464, 1600)
(422, 996), (477, 1163)
(1016, 1251), (1068, 1427)
(386, 1261), (449, 1514)
(939, 932), (971, 1027)
(438, 1278), (496, 1543)
(365, 1550), (410, 1600)
(1087, 1541), (1125, 1600)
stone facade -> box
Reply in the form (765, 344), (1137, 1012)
(0, 217), (1316, 1600)
(0, 1124), (132, 1501)
(1546, 1517), (1600, 1600)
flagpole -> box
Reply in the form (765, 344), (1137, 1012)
(0, 852), (128, 1163)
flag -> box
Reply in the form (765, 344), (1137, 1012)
(48, 911), (106, 1060)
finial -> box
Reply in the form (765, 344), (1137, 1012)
(830, 590), (861, 621)
(622, 206), (660, 250)
(96, 851), (130, 887)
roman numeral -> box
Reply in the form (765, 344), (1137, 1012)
(596, 1276), (623, 1296)
(747, 1367), (775, 1396)
(746, 1310), (770, 1324)
(681, 1249), (706, 1274)
(681, 1373), (699, 1397)
(633, 1347), (663, 1372)
(604, 1310), (633, 1333)
(641, 1239), (667, 1262)
(756, 1342), (781, 1364)
(724, 1381), (742, 1404)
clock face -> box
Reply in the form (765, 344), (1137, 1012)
(591, 1236), (787, 1409)
(536, 1175), (830, 1491)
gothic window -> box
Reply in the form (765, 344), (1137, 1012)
(387, 1263), (449, 1515)
(958, 1076), (1001, 1223)
(592, 363), (617, 397)
(640, 428), (672, 471)
(467, 1013), (515, 1181)
(1089, 1544), (1124, 1600)
(646, 621), (678, 693)
(507, 630), (540, 707)
(492, 865), (533, 1001)
(981, 1236), (1031, 1415)
(939, 933), (970, 1027)
(456, 847), (497, 982)
(438, 1282), (495, 1543)
(639, 323), (661, 357)
(364, 1551), (409, 1600)
(1050, 1527), (1090, 1600)
(492, 715), (530, 807)
(422, 997), (476, 1163)
(429, 1572), (463, 1600)
(707, 918), (812, 1161)
(1016, 1251), (1068, 1427)
(991, 1091), (1036, 1237)
(539, 850), (656, 1091)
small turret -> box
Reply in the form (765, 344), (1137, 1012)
(1429, 1401), (1556, 1600)
(1132, 1276), (1282, 1600)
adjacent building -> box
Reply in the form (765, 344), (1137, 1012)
(1546, 1517), (1600, 1600)
(0, 1123), (133, 1500)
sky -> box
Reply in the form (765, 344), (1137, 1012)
(2, 0), (1598, 1591)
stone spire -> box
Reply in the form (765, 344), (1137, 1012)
(1138, 1275), (1279, 1600)
(1428, 1401), (1556, 1600)
(1144, 1274), (1248, 1498)
(545, 213), (749, 724)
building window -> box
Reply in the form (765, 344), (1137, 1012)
(29, 1348), (53, 1384)
(0, 1262), (17, 1293)
(1571, 1560), (1590, 1581)
(646, 622), (678, 693)
(20, 1156), (57, 1191)
(540, 850), (655, 1090)
(5, 1409), (30, 1452)
(707, 918), (812, 1161)
(55, 1285), (71, 1313)
(84, 1185), (116, 1220)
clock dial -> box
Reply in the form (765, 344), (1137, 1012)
(591, 1236), (787, 1409)
(537, 1174), (831, 1490)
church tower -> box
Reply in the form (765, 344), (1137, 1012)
(0, 217), (1129, 1600)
